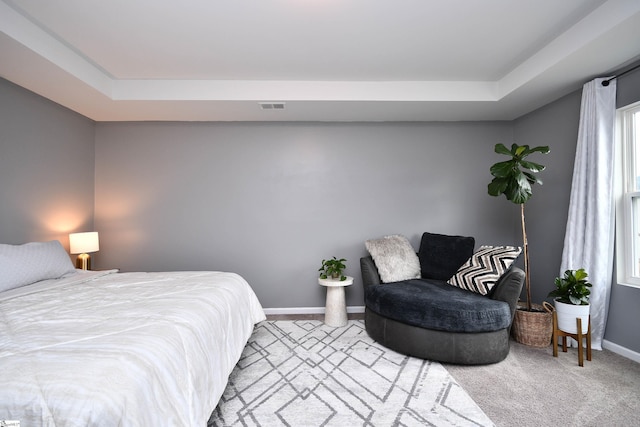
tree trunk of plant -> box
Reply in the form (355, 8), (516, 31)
(521, 203), (532, 312)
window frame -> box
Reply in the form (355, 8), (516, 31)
(616, 100), (640, 288)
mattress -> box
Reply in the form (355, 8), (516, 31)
(0, 269), (265, 426)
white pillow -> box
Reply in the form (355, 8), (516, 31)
(365, 234), (421, 283)
(0, 240), (76, 293)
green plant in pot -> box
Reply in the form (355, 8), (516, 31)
(488, 143), (551, 346)
(548, 268), (592, 334)
(319, 257), (347, 281)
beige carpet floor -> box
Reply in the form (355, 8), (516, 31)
(446, 341), (640, 427)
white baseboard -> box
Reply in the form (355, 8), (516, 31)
(263, 306), (365, 315)
(602, 339), (640, 363)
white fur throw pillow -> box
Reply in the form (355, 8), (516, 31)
(365, 235), (421, 283)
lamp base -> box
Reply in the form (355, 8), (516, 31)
(75, 253), (92, 270)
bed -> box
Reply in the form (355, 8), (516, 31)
(0, 240), (266, 426)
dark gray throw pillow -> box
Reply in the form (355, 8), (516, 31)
(418, 232), (475, 280)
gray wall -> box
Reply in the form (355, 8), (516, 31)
(94, 122), (518, 309)
(0, 78), (95, 251)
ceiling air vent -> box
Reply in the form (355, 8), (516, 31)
(259, 102), (286, 110)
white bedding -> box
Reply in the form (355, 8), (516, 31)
(0, 269), (265, 426)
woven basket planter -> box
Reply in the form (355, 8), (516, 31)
(511, 302), (553, 347)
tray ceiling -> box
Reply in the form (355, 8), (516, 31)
(1, 0), (640, 121)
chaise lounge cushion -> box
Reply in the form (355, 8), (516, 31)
(364, 278), (512, 333)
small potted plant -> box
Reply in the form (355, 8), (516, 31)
(319, 257), (347, 281)
(547, 268), (592, 334)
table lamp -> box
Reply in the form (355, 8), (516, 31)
(69, 231), (100, 270)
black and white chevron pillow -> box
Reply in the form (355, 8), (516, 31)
(448, 245), (522, 295)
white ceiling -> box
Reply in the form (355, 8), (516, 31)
(1, 0), (640, 122)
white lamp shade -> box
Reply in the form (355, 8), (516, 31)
(69, 232), (100, 254)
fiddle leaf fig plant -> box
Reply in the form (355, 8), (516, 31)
(319, 257), (347, 281)
(548, 268), (592, 306)
(488, 144), (549, 204)
(488, 143), (550, 312)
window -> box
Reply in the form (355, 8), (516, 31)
(616, 101), (640, 287)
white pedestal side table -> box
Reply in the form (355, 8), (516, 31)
(318, 276), (354, 327)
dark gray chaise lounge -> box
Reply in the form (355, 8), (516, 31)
(360, 233), (525, 365)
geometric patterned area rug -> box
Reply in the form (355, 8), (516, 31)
(209, 320), (494, 427)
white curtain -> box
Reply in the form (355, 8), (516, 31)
(560, 77), (617, 350)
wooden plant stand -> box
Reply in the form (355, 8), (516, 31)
(552, 311), (591, 367)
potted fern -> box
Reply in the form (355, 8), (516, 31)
(548, 269), (592, 334)
(319, 257), (347, 281)
(488, 143), (551, 347)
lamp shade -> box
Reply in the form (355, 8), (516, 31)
(69, 232), (100, 254)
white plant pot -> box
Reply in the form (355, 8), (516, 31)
(554, 299), (590, 334)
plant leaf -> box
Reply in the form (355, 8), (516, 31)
(494, 143), (512, 156)
(574, 269), (588, 281)
(504, 171), (532, 203)
(520, 160), (546, 173)
(522, 171), (543, 186)
(490, 161), (516, 178)
(488, 178), (508, 196)
(528, 146), (550, 154)
(515, 146), (528, 157)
